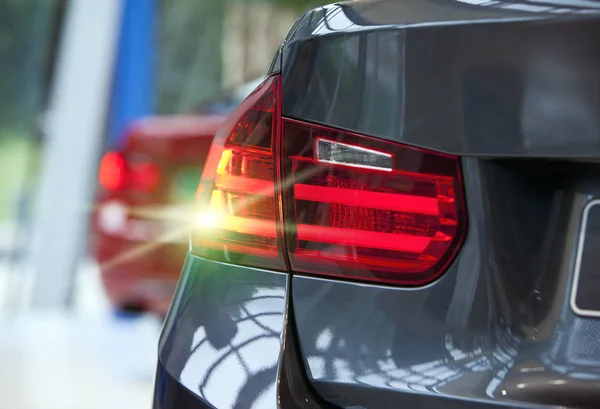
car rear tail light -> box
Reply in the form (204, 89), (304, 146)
(281, 120), (467, 285)
(99, 152), (126, 190)
(98, 151), (161, 193)
(191, 75), (286, 270)
(191, 74), (467, 285)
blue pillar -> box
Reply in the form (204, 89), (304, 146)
(108, 0), (157, 147)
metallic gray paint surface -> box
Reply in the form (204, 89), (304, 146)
(157, 2), (600, 408)
(158, 163), (600, 409)
(158, 255), (288, 409)
(292, 157), (600, 408)
(280, 0), (600, 158)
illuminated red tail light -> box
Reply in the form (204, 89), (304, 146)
(98, 151), (161, 193)
(99, 152), (127, 190)
(192, 74), (467, 285)
(281, 120), (467, 285)
(191, 75), (286, 270)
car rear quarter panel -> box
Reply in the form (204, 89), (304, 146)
(158, 256), (288, 409)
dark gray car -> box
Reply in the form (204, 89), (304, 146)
(153, 1), (600, 408)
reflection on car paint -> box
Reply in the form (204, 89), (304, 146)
(159, 255), (287, 409)
(180, 288), (284, 408)
(304, 323), (519, 397)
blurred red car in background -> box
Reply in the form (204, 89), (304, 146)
(91, 115), (223, 317)
(90, 77), (262, 317)
(91, 78), (262, 316)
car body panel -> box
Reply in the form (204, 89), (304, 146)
(155, 254), (519, 409)
(157, 166), (600, 409)
(157, 255), (288, 409)
(125, 115), (224, 163)
(277, 4), (600, 405)
(291, 157), (600, 409)
(280, 1), (600, 158)
(155, 0), (600, 407)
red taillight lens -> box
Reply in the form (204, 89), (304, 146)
(99, 152), (126, 190)
(191, 74), (467, 285)
(98, 151), (161, 193)
(191, 75), (286, 270)
(282, 120), (466, 285)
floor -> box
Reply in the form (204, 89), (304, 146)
(0, 256), (161, 409)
